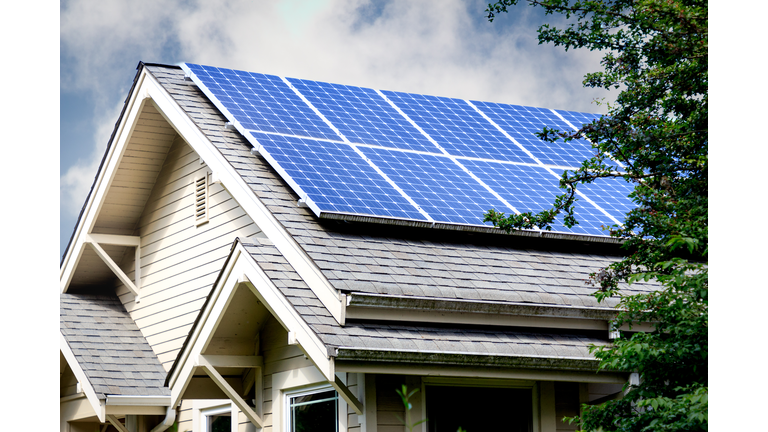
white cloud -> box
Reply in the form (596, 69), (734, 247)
(60, 99), (124, 217)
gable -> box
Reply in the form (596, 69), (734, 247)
(60, 67), (265, 372)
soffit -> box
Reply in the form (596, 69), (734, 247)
(68, 101), (177, 290)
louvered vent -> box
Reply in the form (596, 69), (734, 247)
(195, 174), (209, 226)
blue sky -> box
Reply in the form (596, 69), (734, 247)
(59, 0), (614, 258)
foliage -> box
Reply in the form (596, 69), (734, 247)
(395, 385), (428, 432)
(484, 1), (707, 431)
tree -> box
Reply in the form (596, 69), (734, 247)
(484, 1), (707, 431)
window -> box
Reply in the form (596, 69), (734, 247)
(199, 404), (233, 432)
(425, 384), (533, 432)
(286, 387), (338, 432)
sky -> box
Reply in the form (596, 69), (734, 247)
(59, 0), (614, 258)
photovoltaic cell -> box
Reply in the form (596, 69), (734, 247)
(472, 101), (596, 168)
(250, 132), (427, 220)
(184, 64), (340, 141)
(577, 177), (636, 224)
(357, 147), (512, 226)
(555, 109), (602, 130)
(382, 91), (537, 164)
(461, 160), (616, 235)
(286, 78), (440, 153)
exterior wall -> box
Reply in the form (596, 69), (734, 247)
(554, 382), (580, 432)
(114, 136), (263, 370)
(346, 373), (361, 432)
(261, 315), (316, 432)
(375, 375), (406, 432)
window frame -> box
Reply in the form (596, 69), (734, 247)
(283, 384), (339, 432)
(272, 366), (348, 432)
(421, 377), (539, 432)
(193, 400), (237, 432)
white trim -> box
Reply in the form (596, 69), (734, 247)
(193, 400), (237, 432)
(107, 415), (130, 432)
(60, 70), (151, 292)
(196, 355), (263, 428)
(168, 243), (334, 409)
(273, 367), (340, 432)
(61, 333), (105, 422)
(84, 234), (140, 298)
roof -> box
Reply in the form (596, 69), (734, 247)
(243, 236), (608, 370)
(145, 64), (652, 311)
(60, 293), (170, 398)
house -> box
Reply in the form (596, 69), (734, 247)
(60, 62), (649, 432)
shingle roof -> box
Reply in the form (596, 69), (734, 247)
(242, 237), (607, 369)
(60, 293), (170, 398)
(146, 64), (653, 311)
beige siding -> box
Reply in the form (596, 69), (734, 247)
(177, 399), (193, 432)
(60, 362), (79, 398)
(263, 373), (273, 432)
(376, 375), (406, 432)
(346, 373), (361, 432)
(114, 136), (263, 370)
(261, 317), (314, 377)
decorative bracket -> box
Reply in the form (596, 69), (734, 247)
(85, 234), (141, 301)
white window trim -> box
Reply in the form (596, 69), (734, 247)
(272, 366), (347, 432)
(193, 400), (237, 432)
(285, 384), (338, 432)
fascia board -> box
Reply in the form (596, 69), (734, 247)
(235, 244), (330, 376)
(168, 244), (332, 408)
(141, 71), (343, 324)
(60, 69), (151, 292)
(169, 247), (242, 406)
(61, 333), (105, 422)
(105, 395), (171, 406)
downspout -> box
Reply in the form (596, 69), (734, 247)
(150, 405), (176, 432)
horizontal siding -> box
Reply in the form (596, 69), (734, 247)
(60, 364), (79, 398)
(115, 137), (262, 371)
(177, 399), (193, 432)
(377, 375), (406, 432)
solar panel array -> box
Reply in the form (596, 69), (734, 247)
(182, 63), (632, 236)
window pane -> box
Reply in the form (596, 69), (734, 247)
(290, 390), (338, 432)
(426, 386), (532, 432)
(209, 414), (231, 432)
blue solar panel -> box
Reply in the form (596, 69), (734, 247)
(555, 109), (602, 130)
(382, 91), (537, 164)
(286, 78), (440, 153)
(182, 62), (636, 237)
(357, 147), (512, 226)
(183, 64), (340, 141)
(461, 160), (617, 235)
(250, 132), (428, 220)
(472, 101), (596, 167)
(577, 176), (636, 224)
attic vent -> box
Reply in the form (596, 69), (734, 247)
(195, 173), (209, 226)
